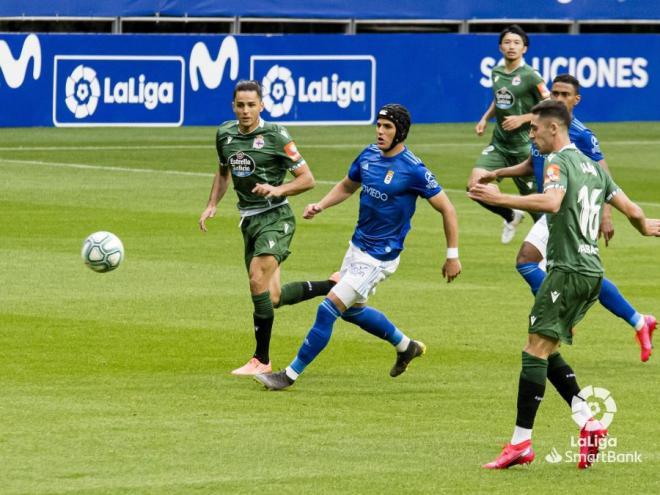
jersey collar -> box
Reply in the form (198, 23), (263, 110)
(237, 118), (265, 135)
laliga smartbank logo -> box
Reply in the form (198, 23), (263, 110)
(53, 55), (185, 127)
(251, 55), (376, 125)
(544, 386), (643, 465)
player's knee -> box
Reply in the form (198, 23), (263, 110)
(516, 242), (543, 265)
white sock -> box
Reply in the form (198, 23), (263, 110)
(573, 400), (593, 428)
(395, 335), (411, 352)
(284, 366), (298, 381)
(634, 313), (645, 331)
(511, 426), (532, 445)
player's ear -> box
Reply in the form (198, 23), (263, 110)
(574, 94), (581, 107)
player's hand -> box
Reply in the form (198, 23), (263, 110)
(303, 203), (323, 219)
(442, 258), (462, 283)
(475, 119), (487, 136)
(643, 218), (660, 237)
(252, 183), (282, 199)
(199, 205), (217, 232)
(477, 171), (499, 184)
(502, 115), (526, 131)
(599, 215), (615, 246)
(467, 183), (502, 205)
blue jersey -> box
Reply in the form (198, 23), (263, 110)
(347, 145), (442, 261)
(531, 117), (604, 192)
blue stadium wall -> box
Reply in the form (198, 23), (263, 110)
(0, 33), (658, 127)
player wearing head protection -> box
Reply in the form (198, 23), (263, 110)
(254, 104), (462, 390)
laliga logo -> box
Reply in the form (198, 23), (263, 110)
(572, 385), (617, 429)
(65, 65), (100, 118)
(262, 65), (296, 118)
(260, 63), (366, 118)
(189, 36), (239, 91)
(0, 34), (41, 89)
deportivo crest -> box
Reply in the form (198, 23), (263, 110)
(228, 151), (256, 177)
(384, 170), (394, 184)
(512, 75), (521, 86)
(252, 135), (265, 149)
(495, 87), (514, 110)
(544, 164), (561, 183)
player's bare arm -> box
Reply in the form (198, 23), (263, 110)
(609, 191), (660, 237)
(479, 156), (533, 183)
(475, 100), (495, 136)
(199, 166), (231, 232)
(501, 113), (534, 132)
(468, 183), (564, 214)
(303, 176), (360, 219)
(597, 158), (615, 245)
(252, 163), (315, 199)
(427, 191), (461, 283)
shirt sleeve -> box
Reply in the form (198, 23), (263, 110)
(543, 156), (566, 193)
(604, 172), (621, 203)
(215, 131), (226, 166)
(530, 70), (551, 101)
(347, 152), (364, 182)
(576, 128), (605, 162)
(273, 126), (307, 172)
(411, 164), (443, 199)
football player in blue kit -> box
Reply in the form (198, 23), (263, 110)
(479, 74), (656, 361)
(255, 104), (461, 390)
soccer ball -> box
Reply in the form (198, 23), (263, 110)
(81, 231), (124, 272)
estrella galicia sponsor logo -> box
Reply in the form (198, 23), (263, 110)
(228, 151), (256, 177)
(53, 55), (184, 127)
(250, 55), (376, 124)
(495, 86), (514, 109)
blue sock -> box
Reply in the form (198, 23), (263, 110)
(516, 262), (546, 295)
(342, 306), (403, 346)
(599, 278), (641, 328)
(289, 298), (341, 375)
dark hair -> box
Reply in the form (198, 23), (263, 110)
(377, 103), (411, 149)
(233, 80), (262, 100)
(552, 73), (581, 95)
(499, 24), (529, 47)
(531, 100), (571, 128)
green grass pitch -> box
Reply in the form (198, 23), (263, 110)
(1, 122), (659, 494)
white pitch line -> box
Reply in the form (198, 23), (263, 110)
(1, 157), (659, 208)
(0, 140), (658, 152)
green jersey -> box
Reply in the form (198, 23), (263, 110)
(491, 62), (549, 149)
(216, 118), (307, 214)
(544, 144), (620, 276)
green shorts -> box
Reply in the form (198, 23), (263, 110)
(528, 269), (603, 344)
(475, 141), (536, 196)
(241, 204), (296, 270)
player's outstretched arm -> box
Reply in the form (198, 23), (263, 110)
(428, 191), (461, 283)
(303, 176), (360, 219)
(199, 167), (231, 232)
(468, 183), (563, 213)
(479, 156), (533, 183)
(609, 191), (660, 237)
(252, 164), (315, 199)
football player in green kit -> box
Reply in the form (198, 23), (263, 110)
(470, 100), (660, 470)
(468, 24), (550, 244)
(199, 80), (336, 376)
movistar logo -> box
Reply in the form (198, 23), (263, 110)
(189, 36), (239, 91)
(0, 34), (41, 89)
